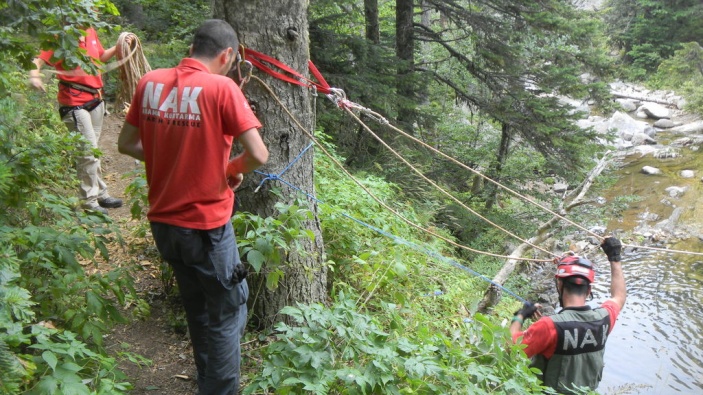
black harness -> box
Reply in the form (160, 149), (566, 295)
(57, 81), (103, 123)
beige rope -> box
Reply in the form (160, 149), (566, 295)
(39, 34), (141, 79)
(115, 32), (151, 112)
(343, 107), (555, 257)
(239, 59), (703, 258)
(333, 96), (703, 257)
(250, 75), (551, 263)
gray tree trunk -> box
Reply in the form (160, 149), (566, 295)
(485, 123), (511, 210)
(212, 0), (327, 329)
(365, 0), (380, 44)
(396, 0), (415, 128)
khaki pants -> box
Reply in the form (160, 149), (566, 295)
(61, 101), (110, 207)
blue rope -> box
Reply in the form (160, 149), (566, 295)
(253, 172), (527, 304)
(254, 143), (314, 192)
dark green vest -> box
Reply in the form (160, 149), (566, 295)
(531, 306), (611, 394)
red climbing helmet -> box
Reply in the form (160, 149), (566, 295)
(554, 255), (595, 285)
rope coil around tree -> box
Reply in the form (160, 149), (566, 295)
(242, 48), (333, 95)
(254, 142), (314, 192)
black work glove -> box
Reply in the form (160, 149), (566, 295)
(234, 263), (248, 283)
(514, 301), (539, 320)
(601, 237), (622, 262)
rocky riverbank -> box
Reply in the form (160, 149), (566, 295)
(524, 81), (702, 311)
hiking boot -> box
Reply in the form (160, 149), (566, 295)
(84, 204), (108, 215)
(98, 197), (123, 209)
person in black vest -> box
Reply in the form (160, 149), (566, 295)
(510, 237), (626, 394)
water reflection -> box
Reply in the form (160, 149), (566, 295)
(593, 249), (703, 394)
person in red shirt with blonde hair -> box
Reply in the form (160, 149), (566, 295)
(118, 19), (268, 395)
(29, 26), (127, 214)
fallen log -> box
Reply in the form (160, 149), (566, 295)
(611, 91), (677, 107)
(476, 154), (611, 313)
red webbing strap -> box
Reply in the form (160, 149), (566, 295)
(243, 48), (332, 94)
(307, 60), (330, 93)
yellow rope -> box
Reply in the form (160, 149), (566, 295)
(338, 99), (601, 237)
(249, 75), (551, 263)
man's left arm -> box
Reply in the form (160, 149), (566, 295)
(510, 302), (541, 339)
(118, 122), (144, 161)
(511, 317), (555, 358)
(100, 46), (117, 63)
(100, 36), (133, 63)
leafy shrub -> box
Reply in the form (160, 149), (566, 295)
(111, 0), (210, 43)
(233, 195), (316, 290)
(651, 42), (703, 115)
(0, 70), (140, 393)
(245, 290), (544, 394)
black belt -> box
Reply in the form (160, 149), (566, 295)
(58, 80), (101, 95)
(58, 98), (104, 119)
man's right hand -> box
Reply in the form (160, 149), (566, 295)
(227, 173), (243, 190)
(29, 76), (46, 92)
(30, 58), (47, 92)
(601, 237), (622, 262)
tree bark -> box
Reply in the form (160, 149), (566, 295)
(396, 0), (415, 128)
(486, 122), (511, 210)
(364, 0), (380, 44)
(213, 0), (327, 329)
(477, 154), (611, 313)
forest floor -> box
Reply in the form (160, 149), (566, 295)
(97, 110), (200, 395)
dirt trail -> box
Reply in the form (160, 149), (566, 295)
(99, 111), (197, 395)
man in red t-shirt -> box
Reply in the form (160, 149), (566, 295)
(510, 237), (626, 394)
(118, 19), (268, 395)
(29, 27), (126, 214)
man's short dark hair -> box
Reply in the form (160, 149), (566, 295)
(191, 19), (239, 59)
(562, 278), (590, 297)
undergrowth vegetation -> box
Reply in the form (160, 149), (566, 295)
(225, 132), (549, 393)
(0, 73), (144, 393)
(4, 0), (701, 393)
(244, 292), (543, 394)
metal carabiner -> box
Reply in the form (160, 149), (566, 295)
(238, 60), (253, 88)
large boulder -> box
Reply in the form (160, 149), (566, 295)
(607, 111), (651, 139)
(638, 102), (671, 120)
(642, 166), (662, 175)
(615, 98), (638, 112)
(665, 186), (686, 198)
(631, 132), (657, 146)
(669, 120), (703, 135)
(680, 170), (695, 178)
(654, 119), (676, 129)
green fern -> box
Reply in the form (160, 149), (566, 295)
(0, 339), (22, 394)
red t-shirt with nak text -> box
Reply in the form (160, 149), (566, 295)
(125, 58), (262, 230)
(39, 28), (105, 106)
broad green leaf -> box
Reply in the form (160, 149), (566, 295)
(246, 250), (265, 272)
(42, 350), (58, 371)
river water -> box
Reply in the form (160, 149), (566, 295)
(590, 131), (703, 394)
